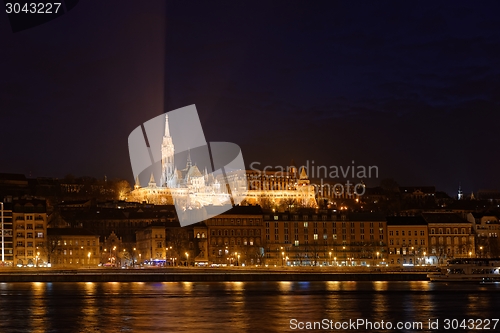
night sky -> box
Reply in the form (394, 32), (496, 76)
(1, 1), (500, 195)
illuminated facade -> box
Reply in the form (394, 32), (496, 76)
(242, 166), (317, 208)
(263, 212), (387, 267)
(136, 224), (166, 265)
(467, 212), (500, 257)
(423, 212), (475, 265)
(128, 115), (234, 208)
(46, 228), (100, 267)
(0, 199), (13, 266)
(387, 216), (428, 266)
(12, 198), (47, 267)
(204, 206), (264, 266)
(128, 116), (317, 209)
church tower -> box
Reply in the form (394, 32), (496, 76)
(134, 175), (141, 190)
(160, 114), (175, 187)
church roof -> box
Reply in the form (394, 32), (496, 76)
(299, 167), (308, 180)
(186, 165), (203, 178)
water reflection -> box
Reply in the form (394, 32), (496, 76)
(0, 282), (498, 333)
(29, 282), (47, 333)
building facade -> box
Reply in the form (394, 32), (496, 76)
(264, 212), (387, 267)
(12, 198), (48, 267)
(387, 216), (428, 266)
(0, 198), (13, 266)
(423, 212), (475, 265)
(467, 212), (500, 257)
(46, 228), (100, 267)
(136, 224), (166, 266)
(204, 206), (264, 266)
(128, 114), (316, 209)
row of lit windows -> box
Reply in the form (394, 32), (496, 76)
(266, 221), (384, 228)
(210, 238), (254, 246)
(211, 229), (260, 237)
(211, 238), (258, 246)
(56, 258), (97, 265)
(15, 232), (44, 238)
(17, 250), (37, 256)
(267, 215), (354, 221)
(428, 247), (471, 254)
(430, 228), (470, 234)
(209, 218), (261, 226)
(60, 249), (97, 256)
(266, 228), (383, 235)
(430, 236), (470, 245)
(16, 241), (34, 247)
(478, 233), (498, 237)
(53, 239), (97, 246)
(14, 215), (45, 220)
(389, 239), (426, 245)
(268, 234), (383, 242)
(15, 223), (44, 230)
(389, 230), (425, 236)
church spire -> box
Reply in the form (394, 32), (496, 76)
(164, 113), (170, 137)
(134, 175), (141, 189)
(299, 167), (308, 180)
(298, 166), (310, 185)
(148, 173), (157, 187)
(186, 148), (192, 168)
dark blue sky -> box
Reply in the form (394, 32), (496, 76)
(1, 1), (500, 195)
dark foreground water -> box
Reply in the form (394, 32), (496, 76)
(0, 281), (499, 332)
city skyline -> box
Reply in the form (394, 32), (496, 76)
(2, 2), (500, 332)
(2, 2), (500, 198)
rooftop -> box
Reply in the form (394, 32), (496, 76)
(47, 228), (98, 237)
(421, 212), (469, 224)
(386, 216), (427, 226)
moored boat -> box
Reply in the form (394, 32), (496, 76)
(428, 258), (500, 282)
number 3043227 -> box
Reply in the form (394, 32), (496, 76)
(6, 3), (62, 14)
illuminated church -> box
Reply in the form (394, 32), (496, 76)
(128, 114), (233, 208)
(128, 114), (317, 209)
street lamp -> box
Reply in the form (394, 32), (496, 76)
(480, 246), (483, 258)
(88, 252), (91, 269)
(238, 254), (240, 266)
(185, 252), (189, 266)
(329, 252), (332, 266)
(343, 246), (346, 266)
(281, 251), (285, 267)
(168, 246), (172, 266)
(133, 248), (136, 267)
(423, 251), (427, 265)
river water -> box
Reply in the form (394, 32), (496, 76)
(0, 281), (499, 332)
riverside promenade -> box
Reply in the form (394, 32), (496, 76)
(0, 267), (434, 282)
